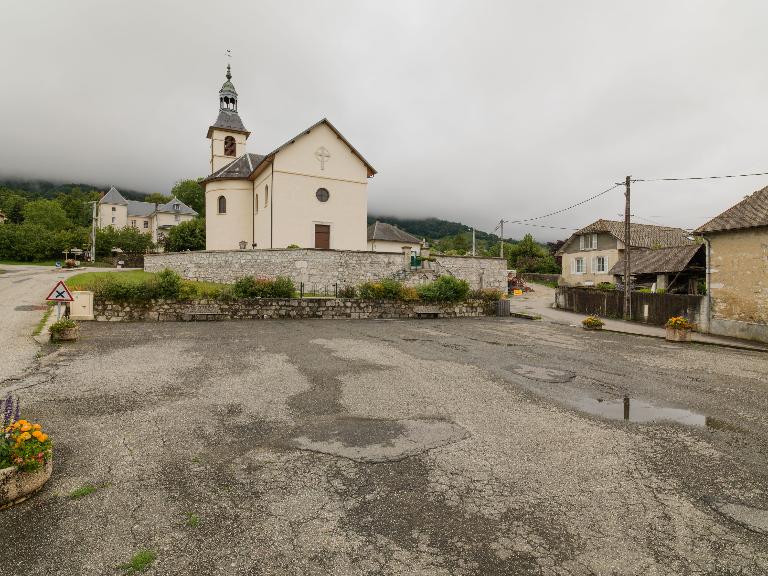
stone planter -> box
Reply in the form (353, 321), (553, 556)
(50, 326), (79, 342)
(582, 325), (603, 331)
(0, 459), (53, 510)
(666, 327), (691, 342)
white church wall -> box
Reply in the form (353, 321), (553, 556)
(252, 166), (273, 249)
(271, 171), (367, 250)
(205, 179), (254, 250)
(368, 240), (421, 254)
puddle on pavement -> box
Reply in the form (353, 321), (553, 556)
(569, 396), (736, 430)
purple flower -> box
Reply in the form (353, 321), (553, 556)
(2, 395), (13, 427)
(13, 397), (20, 423)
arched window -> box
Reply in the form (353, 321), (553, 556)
(217, 195), (226, 214)
(265, 185), (269, 207)
(224, 136), (236, 157)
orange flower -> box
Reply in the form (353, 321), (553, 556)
(39, 433), (48, 442)
(20, 423), (32, 432)
(32, 424), (42, 431)
(32, 430), (44, 440)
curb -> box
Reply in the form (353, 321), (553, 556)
(32, 306), (58, 346)
(599, 327), (766, 353)
(509, 312), (542, 320)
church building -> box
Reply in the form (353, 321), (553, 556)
(202, 66), (377, 251)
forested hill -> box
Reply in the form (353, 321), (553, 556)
(366, 215), (500, 242)
(0, 179), (150, 202)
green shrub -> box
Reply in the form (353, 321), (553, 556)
(416, 276), (470, 302)
(155, 269), (182, 299)
(469, 288), (505, 301)
(596, 282), (615, 291)
(49, 318), (77, 335)
(337, 285), (357, 298)
(286, 244), (301, 250)
(231, 276), (295, 299)
(358, 278), (405, 300)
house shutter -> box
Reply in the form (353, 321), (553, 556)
(579, 235), (584, 250)
(592, 234), (598, 250)
(570, 258), (575, 274)
(591, 257), (596, 273)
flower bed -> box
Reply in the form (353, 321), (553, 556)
(665, 316), (694, 342)
(1, 396), (53, 509)
(581, 315), (604, 330)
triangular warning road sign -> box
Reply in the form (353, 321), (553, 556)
(46, 280), (74, 302)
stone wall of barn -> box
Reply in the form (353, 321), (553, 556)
(144, 249), (507, 291)
(707, 228), (768, 343)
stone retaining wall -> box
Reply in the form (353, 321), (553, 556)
(144, 249), (506, 291)
(93, 298), (493, 322)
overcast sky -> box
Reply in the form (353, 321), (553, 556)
(1, 1), (767, 240)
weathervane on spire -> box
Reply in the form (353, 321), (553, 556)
(225, 49), (232, 80)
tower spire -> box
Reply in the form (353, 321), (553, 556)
(226, 63), (232, 81)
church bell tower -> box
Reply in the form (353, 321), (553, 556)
(206, 65), (250, 173)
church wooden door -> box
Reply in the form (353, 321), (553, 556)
(314, 224), (330, 249)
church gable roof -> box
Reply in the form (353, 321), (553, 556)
(202, 118), (376, 184)
(99, 186), (128, 205)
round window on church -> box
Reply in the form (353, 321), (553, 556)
(316, 188), (330, 203)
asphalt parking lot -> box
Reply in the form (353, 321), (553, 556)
(2, 317), (767, 575)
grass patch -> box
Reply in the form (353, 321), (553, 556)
(528, 279), (558, 289)
(68, 484), (98, 499)
(32, 304), (54, 336)
(67, 270), (154, 291)
(186, 512), (201, 527)
(118, 550), (157, 573)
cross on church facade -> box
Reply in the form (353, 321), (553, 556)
(315, 147), (330, 170)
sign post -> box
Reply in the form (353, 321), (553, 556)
(46, 280), (74, 320)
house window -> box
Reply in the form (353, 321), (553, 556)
(111, 207), (116, 212)
(143, 221), (149, 229)
(316, 188), (329, 202)
(595, 256), (607, 273)
(265, 185), (269, 207)
(174, 214), (180, 222)
(580, 234), (598, 250)
(224, 136), (236, 157)
(217, 196), (226, 214)
(111, 216), (116, 224)
(131, 220), (136, 227)
(173, 204), (180, 211)
(574, 257), (585, 274)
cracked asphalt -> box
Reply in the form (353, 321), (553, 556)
(1, 317), (767, 575)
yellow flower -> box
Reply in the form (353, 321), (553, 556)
(38, 433), (48, 443)
(32, 424), (42, 431)
(32, 430), (43, 440)
(20, 423), (32, 432)
(19, 432), (32, 441)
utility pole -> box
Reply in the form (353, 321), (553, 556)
(623, 175), (631, 320)
(89, 201), (97, 262)
(471, 228), (476, 256)
(500, 220), (505, 259)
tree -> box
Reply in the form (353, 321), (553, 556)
(144, 193), (171, 204)
(95, 226), (154, 258)
(171, 179), (205, 216)
(22, 199), (72, 231)
(165, 218), (205, 252)
(56, 187), (99, 227)
(1, 194), (27, 224)
(507, 233), (560, 273)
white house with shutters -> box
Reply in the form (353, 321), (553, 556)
(556, 219), (694, 286)
(97, 187), (197, 244)
(201, 65), (377, 252)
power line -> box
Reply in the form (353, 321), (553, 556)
(504, 183), (621, 225)
(633, 170), (768, 183)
